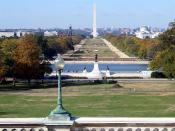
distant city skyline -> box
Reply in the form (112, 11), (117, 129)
(0, 0), (175, 29)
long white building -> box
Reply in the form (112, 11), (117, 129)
(0, 31), (33, 38)
(44, 31), (58, 37)
(0, 32), (15, 38)
(16, 31), (33, 37)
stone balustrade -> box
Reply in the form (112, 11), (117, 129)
(0, 118), (175, 131)
(0, 118), (46, 131)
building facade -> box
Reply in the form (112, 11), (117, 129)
(135, 26), (161, 39)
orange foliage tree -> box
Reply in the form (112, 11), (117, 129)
(13, 34), (41, 84)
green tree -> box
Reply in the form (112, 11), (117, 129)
(35, 35), (49, 59)
(158, 27), (175, 50)
(47, 37), (61, 57)
(0, 50), (6, 83)
(38, 61), (52, 84)
(105, 35), (158, 59)
(0, 39), (18, 77)
(150, 26), (175, 78)
(46, 36), (75, 58)
(150, 49), (175, 78)
(138, 46), (147, 59)
(147, 44), (159, 59)
(72, 35), (85, 45)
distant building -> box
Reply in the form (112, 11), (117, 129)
(0, 32), (15, 38)
(135, 26), (161, 39)
(168, 20), (175, 29)
(16, 31), (33, 37)
(0, 31), (34, 38)
(44, 31), (58, 37)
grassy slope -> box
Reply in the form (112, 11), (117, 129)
(1, 94), (175, 118)
(0, 82), (175, 118)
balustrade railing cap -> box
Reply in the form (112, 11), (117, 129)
(0, 118), (45, 125)
(1, 117), (175, 126)
(75, 117), (175, 124)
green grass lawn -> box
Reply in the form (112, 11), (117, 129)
(1, 94), (175, 118)
(0, 82), (175, 118)
(72, 38), (118, 58)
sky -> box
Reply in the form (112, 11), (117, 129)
(0, 0), (175, 29)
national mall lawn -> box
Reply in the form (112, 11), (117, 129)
(0, 81), (175, 118)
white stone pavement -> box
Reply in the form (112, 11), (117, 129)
(102, 38), (130, 58)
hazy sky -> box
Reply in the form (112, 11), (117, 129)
(0, 0), (174, 29)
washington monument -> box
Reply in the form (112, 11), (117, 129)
(92, 3), (98, 38)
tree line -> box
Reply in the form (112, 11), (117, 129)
(105, 26), (175, 78)
(105, 35), (159, 59)
(0, 34), (84, 84)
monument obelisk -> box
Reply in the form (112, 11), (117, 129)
(92, 3), (98, 38)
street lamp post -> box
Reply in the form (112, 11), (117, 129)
(49, 54), (71, 121)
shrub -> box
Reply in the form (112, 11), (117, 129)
(151, 72), (167, 78)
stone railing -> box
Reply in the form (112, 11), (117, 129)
(1, 118), (175, 131)
(0, 118), (46, 131)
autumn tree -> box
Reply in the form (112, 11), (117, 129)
(13, 34), (41, 84)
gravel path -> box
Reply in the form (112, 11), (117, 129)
(102, 38), (130, 58)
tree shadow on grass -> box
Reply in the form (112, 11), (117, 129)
(62, 80), (116, 87)
(0, 80), (116, 91)
(0, 83), (57, 92)
(0, 112), (9, 115)
(0, 111), (20, 116)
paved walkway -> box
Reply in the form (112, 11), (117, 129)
(63, 39), (87, 57)
(64, 61), (149, 64)
(102, 38), (130, 58)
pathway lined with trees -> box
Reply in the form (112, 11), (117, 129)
(105, 25), (175, 78)
(63, 38), (145, 62)
(105, 35), (159, 59)
(63, 38), (120, 61)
